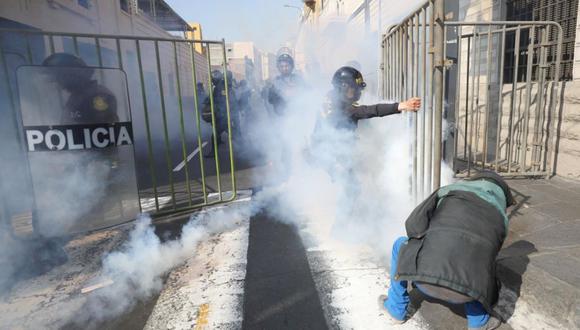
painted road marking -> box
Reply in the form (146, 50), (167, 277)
(194, 304), (210, 329)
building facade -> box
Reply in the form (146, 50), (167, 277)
(300, 0), (580, 179)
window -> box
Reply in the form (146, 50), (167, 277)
(120, 0), (130, 13)
(504, 0), (579, 81)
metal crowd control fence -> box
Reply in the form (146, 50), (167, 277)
(0, 29), (237, 226)
(381, 0), (445, 202)
(381, 0), (563, 202)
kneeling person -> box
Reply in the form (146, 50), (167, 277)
(380, 171), (516, 330)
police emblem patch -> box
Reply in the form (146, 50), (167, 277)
(93, 96), (109, 111)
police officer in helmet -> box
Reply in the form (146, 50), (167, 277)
(267, 53), (304, 115)
(202, 70), (238, 157)
(310, 66), (421, 242)
(42, 53), (118, 124)
(322, 66), (420, 130)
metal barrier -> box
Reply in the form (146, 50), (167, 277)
(0, 29), (237, 231)
(381, 0), (445, 201)
(381, 0), (563, 201)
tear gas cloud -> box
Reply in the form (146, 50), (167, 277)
(1, 5), (453, 324)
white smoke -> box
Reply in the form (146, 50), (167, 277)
(76, 202), (255, 325)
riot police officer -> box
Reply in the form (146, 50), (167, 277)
(42, 53), (119, 124)
(320, 66), (420, 130)
(267, 53), (304, 115)
(202, 70), (237, 157)
(312, 66), (421, 242)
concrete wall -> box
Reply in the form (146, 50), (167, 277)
(555, 81), (580, 179)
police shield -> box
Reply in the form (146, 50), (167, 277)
(17, 65), (140, 236)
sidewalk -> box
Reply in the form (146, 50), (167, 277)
(494, 177), (580, 329)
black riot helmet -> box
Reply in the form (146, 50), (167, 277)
(277, 53), (294, 76)
(211, 70), (224, 84)
(331, 66), (366, 102)
(42, 53), (94, 91)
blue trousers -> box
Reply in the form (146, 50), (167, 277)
(385, 237), (490, 328)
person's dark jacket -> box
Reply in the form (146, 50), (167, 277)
(395, 179), (510, 311)
(320, 93), (399, 130)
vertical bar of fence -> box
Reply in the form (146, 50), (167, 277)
(173, 41), (194, 206)
(473, 31), (483, 169)
(73, 36), (80, 56)
(425, 3), (435, 191)
(495, 25), (507, 171)
(205, 45), (223, 198)
(453, 28), (462, 174)
(420, 7), (427, 199)
(507, 27), (521, 173)
(135, 40), (159, 211)
(49, 35), (55, 54)
(116, 38), (123, 70)
(25, 33), (33, 64)
(433, 0), (444, 189)
(547, 24), (563, 177)
(468, 32), (479, 175)
(404, 23), (409, 100)
(95, 37), (103, 67)
(399, 29), (403, 100)
(154, 41), (176, 209)
(221, 39), (237, 200)
(464, 35), (471, 160)
(520, 26), (535, 173)
(533, 26), (549, 172)
(411, 15), (418, 202)
(482, 25), (493, 167)
(415, 14), (420, 192)
(190, 42), (208, 204)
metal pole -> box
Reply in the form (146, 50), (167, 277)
(426, 3), (435, 190)
(95, 37), (103, 67)
(220, 39), (237, 202)
(482, 25), (493, 167)
(189, 42), (208, 204)
(135, 40), (159, 211)
(495, 25), (507, 171)
(473, 31), (483, 169)
(116, 39), (123, 70)
(507, 27), (521, 173)
(173, 41), (194, 206)
(205, 45), (223, 198)
(73, 36), (80, 56)
(520, 26), (535, 173)
(154, 41), (176, 209)
(453, 28), (462, 173)
(546, 23), (563, 177)
(468, 33), (479, 175)
(432, 0), (444, 189)
(464, 36), (471, 160)
(420, 7), (427, 199)
(532, 26), (548, 172)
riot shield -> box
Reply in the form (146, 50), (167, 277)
(17, 66), (140, 236)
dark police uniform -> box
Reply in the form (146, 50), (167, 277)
(202, 79), (237, 156)
(320, 92), (400, 131)
(64, 80), (119, 124)
(267, 73), (304, 115)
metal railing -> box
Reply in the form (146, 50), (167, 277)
(0, 29), (237, 230)
(381, 0), (564, 201)
(381, 0), (445, 201)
